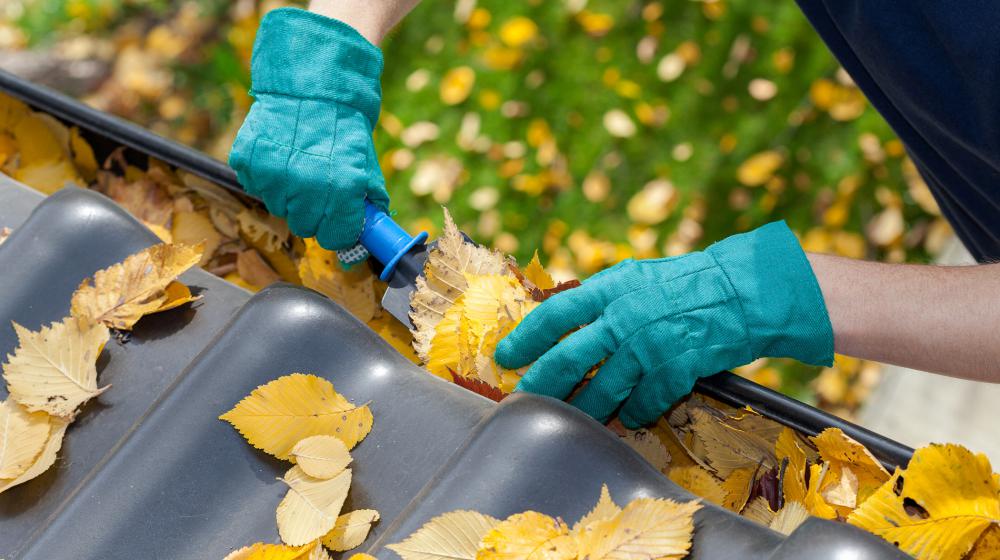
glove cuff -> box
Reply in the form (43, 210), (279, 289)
(250, 8), (383, 128)
(706, 221), (834, 367)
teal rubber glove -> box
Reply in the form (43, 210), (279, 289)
(495, 221), (834, 429)
(229, 8), (389, 251)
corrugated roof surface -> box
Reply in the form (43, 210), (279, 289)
(0, 176), (907, 559)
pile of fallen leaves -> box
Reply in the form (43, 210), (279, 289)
(0, 241), (202, 492)
(608, 396), (1000, 559)
(410, 209), (578, 396)
(389, 484), (700, 560)
(0, 89), (419, 360)
(219, 373), (378, 559)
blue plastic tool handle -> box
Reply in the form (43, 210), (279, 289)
(359, 200), (429, 282)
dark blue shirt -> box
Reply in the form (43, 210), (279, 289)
(797, 1), (1000, 262)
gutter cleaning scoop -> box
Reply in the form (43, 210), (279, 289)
(350, 200), (430, 330)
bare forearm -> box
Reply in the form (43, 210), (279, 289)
(309, 0), (421, 45)
(806, 253), (1000, 382)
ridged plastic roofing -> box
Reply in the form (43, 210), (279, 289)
(0, 176), (910, 559)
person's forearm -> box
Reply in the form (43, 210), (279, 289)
(309, 0), (421, 45)
(806, 253), (1000, 382)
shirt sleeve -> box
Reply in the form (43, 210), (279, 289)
(795, 0), (1000, 262)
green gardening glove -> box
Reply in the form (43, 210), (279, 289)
(229, 8), (389, 251)
(494, 221), (834, 429)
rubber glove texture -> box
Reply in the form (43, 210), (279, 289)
(229, 8), (389, 250)
(495, 221), (833, 429)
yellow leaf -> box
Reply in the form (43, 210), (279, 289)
(70, 242), (204, 330)
(522, 251), (555, 290)
(410, 208), (509, 359)
(153, 281), (200, 314)
(223, 542), (310, 560)
(620, 429), (670, 473)
(322, 509), (380, 551)
(69, 127), (98, 181)
(299, 238), (376, 323)
(3, 317), (109, 419)
(668, 466), (725, 506)
(0, 92), (29, 130)
(347, 555), (377, 560)
(387, 510), (500, 560)
(720, 466), (754, 512)
(171, 211), (221, 267)
(769, 501), (809, 535)
(848, 444), (1000, 560)
(968, 525), (1000, 560)
(0, 416), (69, 494)
(736, 150), (783, 187)
(290, 435), (352, 480)
(478, 511), (576, 560)
(573, 498), (700, 560)
(367, 313), (420, 365)
(219, 373), (373, 460)
(13, 159), (81, 195)
(440, 67), (475, 106)
(803, 463), (838, 520)
(277, 465), (352, 546)
(811, 427), (888, 505)
(11, 113), (65, 167)
(670, 404), (776, 478)
(626, 179), (677, 226)
(0, 398), (50, 479)
(775, 428), (807, 504)
(574, 484), (621, 532)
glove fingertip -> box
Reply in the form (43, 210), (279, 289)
(494, 335), (530, 369)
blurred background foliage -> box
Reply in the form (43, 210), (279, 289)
(0, 0), (951, 415)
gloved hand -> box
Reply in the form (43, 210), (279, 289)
(229, 8), (390, 251)
(495, 221), (833, 428)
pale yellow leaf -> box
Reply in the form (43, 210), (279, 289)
(574, 484), (621, 532)
(3, 317), (109, 419)
(741, 496), (775, 526)
(0, 416), (69, 494)
(848, 444), (1000, 560)
(223, 542), (310, 560)
(220, 373), (373, 460)
(621, 429), (670, 474)
(277, 465), (352, 546)
(387, 510), (500, 560)
(0, 398), (50, 478)
(811, 427), (888, 506)
(322, 509), (380, 551)
(769, 501), (809, 535)
(172, 211), (221, 266)
(290, 435), (352, 480)
(410, 208), (509, 362)
(237, 249), (282, 289)
(478, 511), (576, 560)
(70, 242), (204, 330)
(574, 498), (700, 560)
